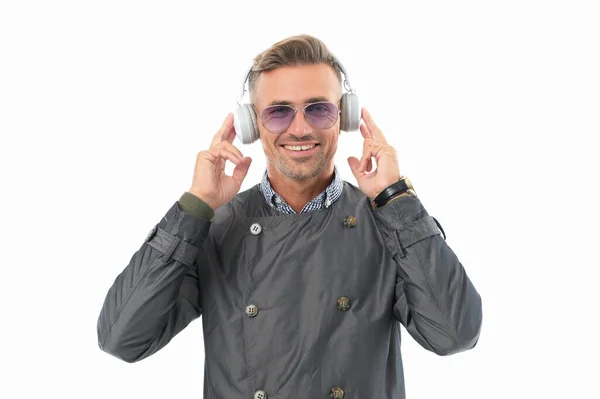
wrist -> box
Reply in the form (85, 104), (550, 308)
(179, 191), (216, 220)
(373, 176), (415, 208)
(188, 189), (218, 211)
(385, 191), (410, 204)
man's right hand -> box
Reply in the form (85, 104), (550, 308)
(188, 113), (253, 211)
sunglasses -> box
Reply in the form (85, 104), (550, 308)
(254, 101), (341, 134)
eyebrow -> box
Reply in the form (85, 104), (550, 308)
(267, 96), (330, 106)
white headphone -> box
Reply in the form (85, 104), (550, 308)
(233, 57), (360, 144)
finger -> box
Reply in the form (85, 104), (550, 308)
(347, 156), (363, 179)
(359, 122), (372, 140)
(359, 140), (389, 172)
(211, 113), (234, 146)
(231, 157), (252, 184)
(358, 139), (374, 172)
(360, 123), (377, 171)
(216, 141), (244, 161)
(209, 147), (243, 167)
(196, 149), (225, 173)
(223, 121), (237, 144)
(361, 108), (387, 144)
(216, 156), (226, 172)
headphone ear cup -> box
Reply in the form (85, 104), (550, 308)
(339, 93), (360, 132)
(233, 104), (260, 144)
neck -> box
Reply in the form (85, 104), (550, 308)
(267, 164), (335, 213)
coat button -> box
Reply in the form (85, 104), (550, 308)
(330, 387), (344, 398)
(343, 215), (357, 228)
(337, 297), (351, 311)
(249, 222), (262, 235)
(254, 390), (267, 399)
(245, 304), (259, 318)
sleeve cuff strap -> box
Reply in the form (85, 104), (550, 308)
(146, 227), (200, 267)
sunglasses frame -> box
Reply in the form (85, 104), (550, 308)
(252, 100), (341, 134)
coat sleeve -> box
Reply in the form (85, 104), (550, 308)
(372, 195), (482, 356)
(97, 201), (211, 363)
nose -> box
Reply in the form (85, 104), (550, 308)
(288, 108), (313, 136)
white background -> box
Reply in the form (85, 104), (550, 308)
(1, 1), (599, 398)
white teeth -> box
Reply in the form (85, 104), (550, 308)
(284, 144), (316, 151)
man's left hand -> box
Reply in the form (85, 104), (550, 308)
(348, 108), (402, 199)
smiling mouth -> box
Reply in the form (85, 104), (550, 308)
(282, 144), (319, 152)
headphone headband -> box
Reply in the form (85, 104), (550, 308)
(331, 57), (354, 94)
(236, 55), (354, 105)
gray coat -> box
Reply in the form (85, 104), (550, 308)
(97, 182), (482, 399)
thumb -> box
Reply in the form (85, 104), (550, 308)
(232, 157), (252, 184)
(347, 156), (361, 180)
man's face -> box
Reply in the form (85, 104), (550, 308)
(253, 64), (342, 181)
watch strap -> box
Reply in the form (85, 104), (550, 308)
(373, 178), (410, 208)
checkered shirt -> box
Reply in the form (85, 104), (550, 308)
(259, 166), (344, 214)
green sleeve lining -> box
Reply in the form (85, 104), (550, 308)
(178, 192), (215, 220)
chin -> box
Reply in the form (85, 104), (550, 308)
(279, 163), (324, 180)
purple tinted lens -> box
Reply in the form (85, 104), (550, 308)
(261, 102), (339, 133)
(262, 106), (296, 133)
(305, 102), (338, 129)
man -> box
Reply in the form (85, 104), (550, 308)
(97, 34), (482, 399)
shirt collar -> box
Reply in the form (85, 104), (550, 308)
(259, 166), (344, 214)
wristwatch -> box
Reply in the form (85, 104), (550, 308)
(373, 176), (417, 208)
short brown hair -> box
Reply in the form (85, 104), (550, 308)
(248, 34), (342, 101)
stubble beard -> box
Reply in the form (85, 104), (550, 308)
(272, 151), (328, 181)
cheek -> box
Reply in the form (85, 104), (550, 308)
(326, 130), (340, 150)
(258, 128), (272, 147)
(259, 135), (269, 154)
